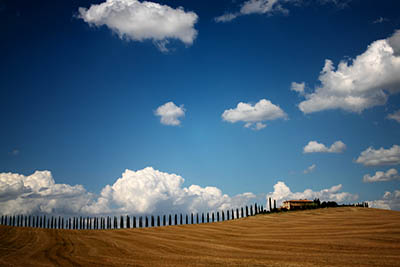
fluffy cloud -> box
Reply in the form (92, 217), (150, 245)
(78, 0), (198, 52)
(0, 171), (92, 215)
(267, 181), (358, 208)
(80, 167), (263, 215)
(363, 168), (400, 183)
(368, 190), (400, 210)
(298, 30), (400, 113)
(303, 164), (316, 174)
(387, 110), (400, 123)
(355, 145), (400, 166)
(0, 168), (262, 216)
(222, 99), (287, 130)
(154, 101), (185, 126)
(291, 82), (305, 95)
(303, 140), (346, 153)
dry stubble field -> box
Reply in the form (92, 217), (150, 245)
(1, 207), (400, 266)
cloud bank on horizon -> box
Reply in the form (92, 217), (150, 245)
(0, 167), (363, 216)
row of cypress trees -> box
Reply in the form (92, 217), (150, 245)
(0, 202), (270, 230)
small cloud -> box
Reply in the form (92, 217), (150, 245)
(373, 17), (389, 24)
(387, 110), (400, 123)
(356, 145), (400, 166)
(291, 82), (305, 95)
(363, 168), (400, 183)
(154, 101), (185, 126)
(9, 149), (19, 156)
(222, 98), (287, 130)
(215, 13), (239, 23)
(303, 140), (346, 153)
(303, 164), (316, 174)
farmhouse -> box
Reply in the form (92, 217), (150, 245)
(282, 199), (314, 210)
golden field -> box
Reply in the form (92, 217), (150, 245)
(1, 207), (400, 266)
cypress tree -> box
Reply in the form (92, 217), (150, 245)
(163, 215), (166, 226)
(120, 215), (124, 229)
(250, 206), (253, 216)
(207, 212), (210, 223)
(212, 212), (214, 222)
(16, 215), (19, 227)
(246, 206), (249, 217)
(157, 215), (160, 227)
(236, 208), (239, 219)
(151, 216), (155, 227)
(133, 216), (136, 228)
(127, 215), (130, 228)
(274, 200), (277, 210)
(191, 213), (193, 224)
(185, 214), (188, 225)
(241, 207), (244, 218)
(196, 213), (199, 224)
(1, 215), (3, 225)
(202, 213), (204, 223)
(222, 211), (225, 221)
(269, 197), (272, 212)
(139, 216), (142, 228)
(217, 211), (219, 222)
(173, 214), (176, 225)
(255, 203), (258, 215)
(169, 214), (172, 226)
(180, 214), (182, 225)
(145, 216), (149, 227)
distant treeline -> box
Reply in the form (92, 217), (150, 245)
(0, 199), (369, 230)
(0, 202), (268, 230)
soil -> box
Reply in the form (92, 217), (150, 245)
(1, 207), (399, 266)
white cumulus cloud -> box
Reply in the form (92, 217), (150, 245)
(303, 164), (316, 174)
(387, 110), (400, 123)
(368, 190), (400, 210)
(154, 101), (185, 126)
(222, 99), (287, 130)
(363, 168), (400, 183)
(0, 168), (263, 216)
(303, 140), (346, 153)
(356, 145), (400, 166)
(78, 0), (198, 52)
(298, 30), (400, 113)
(0, 171), (92, 215)
(267, 181), (358, 209)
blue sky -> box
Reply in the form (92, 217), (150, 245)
(1, 0), (400, 215)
